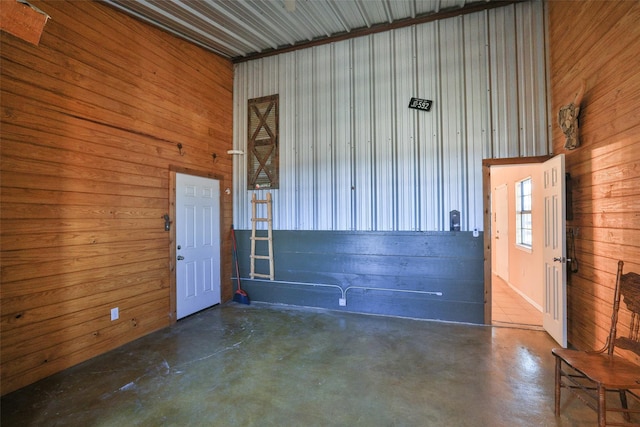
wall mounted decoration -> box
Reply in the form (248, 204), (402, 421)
(558, 81), (586, 150)
(408, 97), (433, 112)
(247, 94), (279, 189)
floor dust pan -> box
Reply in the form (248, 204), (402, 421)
(231, 226), (250, 304)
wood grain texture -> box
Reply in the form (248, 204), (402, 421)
(548, 0), (640, 358)
(0, 0), (233, 395)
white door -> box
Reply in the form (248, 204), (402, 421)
(494, 184), (509, 281)
(176, 173), (221, 319)
(542, 154), (567, 347)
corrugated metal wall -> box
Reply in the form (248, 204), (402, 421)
(232, 1), (548, 232)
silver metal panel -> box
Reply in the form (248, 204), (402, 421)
(332, 41), (354, 230)
(371, 31), (395, 231)
(233, 2), (548, 232)
(294, 48), (315, 230)
(394, 27), (418, 231)
(415, 21), (442, 231)
(278, 52), (298, 230)
(352, 36), (374, 231)
(488, 5), (520, 159)
(463, 12), (491, 231)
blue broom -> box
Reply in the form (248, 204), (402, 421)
(231, 226), (250, 304)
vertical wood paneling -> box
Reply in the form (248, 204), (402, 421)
(0, 0), (233, 395)
(233, 2), (548, 232)
(548, 0), (640, 359)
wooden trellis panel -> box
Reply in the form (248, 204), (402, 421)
(247, 94), (279, 189)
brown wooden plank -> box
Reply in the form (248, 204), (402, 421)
(0, 0), (233, 396)
(1, 228), (166, 251)
(550, 1), (640, 352)
(1, 243), (166, 283)
(1, 303), (170, 395)
(0, 259), (168, 299)
(0, 187), (167, 208)
(0, 218), (159, 236)
(1, 95), (232, 176)
(1, 284), (169, 362)
(1, 238), (165, 268)
(0, 202), (166, 221)
(1, 150), (168, 189)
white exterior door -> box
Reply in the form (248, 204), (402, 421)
(542, 154), (567, 347)
(176, 173), (221, 319)
(494, 184), (509, 281)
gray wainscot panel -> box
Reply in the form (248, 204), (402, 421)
(231, 230), (484, 323)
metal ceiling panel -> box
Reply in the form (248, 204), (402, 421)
(101, 0), (513, 60)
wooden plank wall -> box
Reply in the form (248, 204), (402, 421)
(548, 0), (640, 359)
(0, 1), (234, 395)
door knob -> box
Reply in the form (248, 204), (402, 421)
(177, 255), (184, 260)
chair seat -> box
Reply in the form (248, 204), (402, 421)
(552, 347), (640, 389)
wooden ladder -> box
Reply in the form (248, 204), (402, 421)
(250, 192), (274, 280)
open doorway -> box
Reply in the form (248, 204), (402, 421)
(483, 156), (551, 330)
(484, 156), (568, 346)
(490, 164), (543, 329)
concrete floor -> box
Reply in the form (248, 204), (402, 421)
(0, 302), (617, 426)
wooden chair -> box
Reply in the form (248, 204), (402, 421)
(552, 260), (640, 426)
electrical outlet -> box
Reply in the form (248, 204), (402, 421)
(339, 298), (346, 307)
(111, 307), (119, 321)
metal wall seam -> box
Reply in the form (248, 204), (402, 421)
(394, 26), (417, 231)
(416, 21), (442, 231)
(353, 36), (374, 231)
(463, 11), (490, 231)
(333, 41), (353, 231)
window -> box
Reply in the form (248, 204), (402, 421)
(516, 177), (532, 248)
(247, 94), (279, 189)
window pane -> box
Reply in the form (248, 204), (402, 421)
(515, 178), (532, 247)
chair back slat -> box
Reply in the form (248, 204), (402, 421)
(607, 261), (625, 355)
(631, 312), (639, 341)
(613, 269), (640, 357)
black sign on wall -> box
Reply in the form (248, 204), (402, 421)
(408, 97), (433, 112)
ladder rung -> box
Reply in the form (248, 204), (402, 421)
(251, 192), (273, 281)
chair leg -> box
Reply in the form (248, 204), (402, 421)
(555, 356), (562, 416)
(619, 389), (630, 422)
(598, 384), (606, 427)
